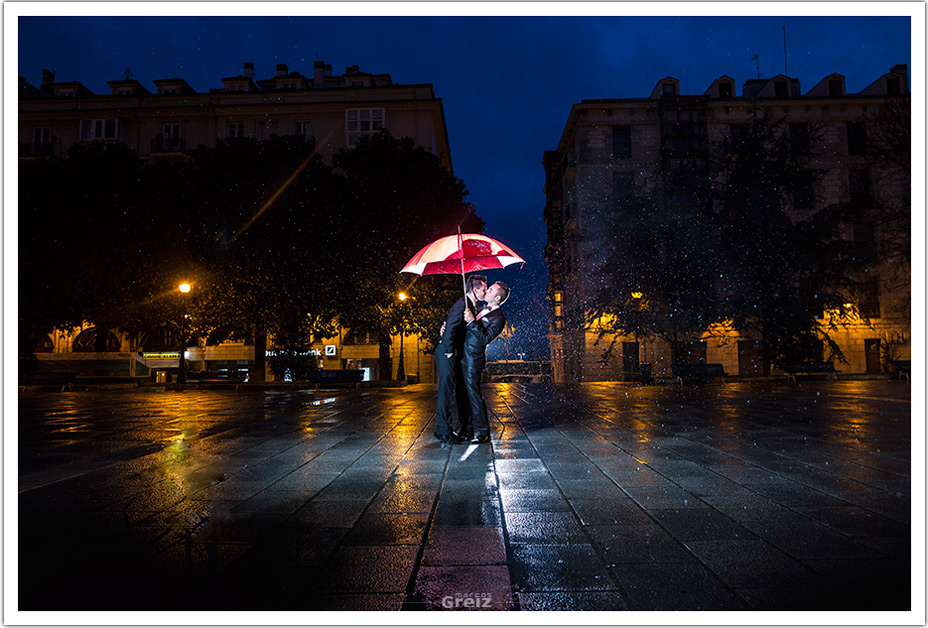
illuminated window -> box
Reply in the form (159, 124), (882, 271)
(346, 108), (385, 147)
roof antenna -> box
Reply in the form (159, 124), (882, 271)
(751, 53), (760, 79)
(783, 23), (789, 76)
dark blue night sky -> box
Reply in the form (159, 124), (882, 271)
(16, 11), (912, 359)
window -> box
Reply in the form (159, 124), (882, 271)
(612, 126), (631, 159)
(115, 88), (133, 96)
(346, 108), (385, 147)
(612, 174), (633, 210)
(849, 169), (872, 207)
(858, 279), (880, 319)
(32, 127), (51, 147)
(552, 290), (564, 329)
(294, 121), (310, 138)
(57, 90), (75, 98)
(792, 172), (815, 210)
(847, 122), (868, 156)
(662, 82), (676, 96)
(729, 124), (748, 149)
(79, 118), (120, 141)
(774, 80), (788, 98)
(886, 76), (901, 96)
(828, 78), (843, 96)
(162, 87), (179, 95)
(718, 81), (733, 99)
(789, 123), (811, 155)
(156, 123), (182, 151)
(228, 123), (245, 138)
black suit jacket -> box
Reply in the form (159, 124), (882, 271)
(437, 296), (479, 357)
(462, 308), (506, 367)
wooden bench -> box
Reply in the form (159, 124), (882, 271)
(310, 369), (365, 384)
(891, 360), (911, 381)
(671, 363), (726, 384)
(20, 371), (78, 391)
(782, 362), (838, 381)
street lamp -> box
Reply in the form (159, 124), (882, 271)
(177, 282), (192, 384)
(396, 292), (407, 382)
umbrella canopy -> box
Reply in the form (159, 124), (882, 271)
(400, 233), (525, 276)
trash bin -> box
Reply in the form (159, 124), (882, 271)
(640, 362), (652, 385)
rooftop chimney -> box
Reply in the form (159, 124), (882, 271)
(243, 62), (254, 79)
(276, 63), (288, 77)
(314, 61), (325, 86)
(42, 69), (55, 86)
(890, 64), (909, 91)
(325, 64), (332, 77)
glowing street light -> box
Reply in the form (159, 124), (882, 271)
(177, 282), (193, 384)
(395, 292), (410, 381)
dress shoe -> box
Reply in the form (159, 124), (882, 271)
(470, 433), (490, 444)
(452, 429), (472, 442)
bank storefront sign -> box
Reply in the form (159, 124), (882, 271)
(142, 352), (180, 368)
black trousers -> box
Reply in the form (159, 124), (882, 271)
(453, 360), (473, 433)
(461, 357), (489, 436)
(434, 352), (456, 439)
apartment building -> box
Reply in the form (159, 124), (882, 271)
(544, 65), (911, 382)
(20, 60), (450, 382)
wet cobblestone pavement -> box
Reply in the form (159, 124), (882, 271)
(17, 381), (911, 611)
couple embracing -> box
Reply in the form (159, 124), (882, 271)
(434, 275), (510, 448)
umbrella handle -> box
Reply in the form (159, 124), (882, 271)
(458, 226), (469, 313)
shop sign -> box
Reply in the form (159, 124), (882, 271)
(143, 352), (180, 368)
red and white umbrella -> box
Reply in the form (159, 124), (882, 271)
(400, 230), (525, 301)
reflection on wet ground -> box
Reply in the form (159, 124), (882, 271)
(18, 381), (911, 611)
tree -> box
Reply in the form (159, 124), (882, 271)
(330, 131), (483, 378)
(18, 131), (484, 382)
(709, 109), (866, 366)
(583, 181), (724, 362)
(18, 142), (182, 363)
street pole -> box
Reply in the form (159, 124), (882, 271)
(396, 292), (408, 382)
(397, 327), (405, 382)
(177, 282), (192, 385)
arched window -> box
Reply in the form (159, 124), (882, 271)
(73, 328), (121, 352)
(135, 326), (181, 352)
(35, 334), (54, 353)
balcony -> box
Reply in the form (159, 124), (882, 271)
(150, 135), (186, 154)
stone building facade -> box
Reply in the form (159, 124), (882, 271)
(544, 65), (911, 382)
(20, 61), (449, 382)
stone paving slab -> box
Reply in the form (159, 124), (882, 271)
(16, 380), (912, 611)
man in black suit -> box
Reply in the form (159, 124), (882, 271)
(461, 281), (510, 444)
(434, 274), (486, 447)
